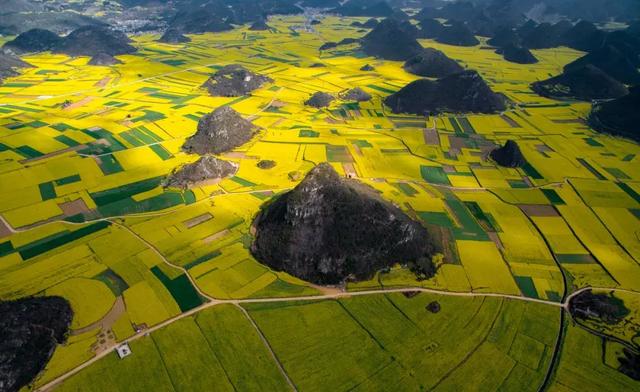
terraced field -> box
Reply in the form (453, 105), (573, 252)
(0, 15), (639, 392)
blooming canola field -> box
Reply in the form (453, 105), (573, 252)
(0, 15), (639, 392)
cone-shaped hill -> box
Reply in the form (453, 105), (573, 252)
(182, 106), (257, 155)
(384, 70), (507, 115)
(2, 28), (61, 53)
(0, 296), (72, 392)
(333, 0), (394, 17)
(88, 52), (122, 66)
(251, 163), (438, 285)
(158, 29), (191, 43)
(561, 21), (606, 52)
(531, 65), (628, 101)
(487, 26), (520, 47)
(564, 44), (640, 85)
(403, 48), (464, 78)
(54, 25), (136, 56)
(342, 87), (372, 102)
(305, 92), (335, 108)
(360, 18), (422, 61)
(417, 18), (444, 39)
(521, 21), (573, 49)
(202, 65), (273, 97)
(249, 20), (271, 31)
(490, 140), (526, 168)
(496, 44), (538, 64)
(164, 156), (236, 189)
(435, 22), (479, 47)
(589, 86), (640, 142)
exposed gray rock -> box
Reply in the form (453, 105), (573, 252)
(342, 87), (372, 102)
(305, 92), (334, 108)
(202, 65), (273, 97)
(165, 156), (236, 189)
(0, 297), (72, 392)
(182, 106), (257, 155)
(251, 163), (438, 285)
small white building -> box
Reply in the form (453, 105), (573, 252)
(115, 343), (132, 359)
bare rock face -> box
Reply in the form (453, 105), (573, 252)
(342, 87), (372, 102)
(158, 29), (191, 44)
(182, 106), (257, 155)
(164, 156), (236, 189)
(490, 140), (526, 168)
(403, 48), (464, 78)
(251, 163), (438, 285)
(305, 92), (334, 108)
(385, 70), (506, 115)
(88, 52), (122, 66)
(0, 297), (72, 392)
(202, 65), (273, 97)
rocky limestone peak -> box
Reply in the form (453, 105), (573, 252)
(182, 106), (256, 155)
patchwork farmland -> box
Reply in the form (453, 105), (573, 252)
(0, 14), (638, 392)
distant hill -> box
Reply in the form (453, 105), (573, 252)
(417, 18), (444, 39)
(158, 29), (191, 43)
(403, 48), (464, 78)
(54, 26), (137, 56)
(2, 28), (62, 54)
(0, 11), (105, 35)
(531, 65), (628, 101)
(564, 45), (640, 85)
(435, 22), (479, 47)
(332, 0), (394, 17)
(589, 87), (640, 142)
(561, 21), (606, 52)
(385, 70), (506, 115)
(249, 20), (272, 31)
(521, 21), (573, 49)
(2, 25), (135, 57)
(496, 44), (538, 64)
(361, 18), (422, 60)
(487, 26), (520, 47)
